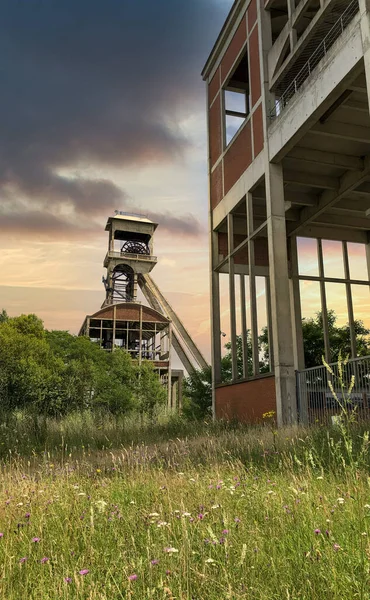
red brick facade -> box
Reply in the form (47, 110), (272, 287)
(215, 376), (276, 423)
(207, 1), (264, 209)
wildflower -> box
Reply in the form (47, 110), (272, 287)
(149, 512), (160, 518)
(0, 533), (3, 538)
(234, 517), (241, 523)
(364, 504), (370, 509)
(64, 577), (72, 583)
(222, 529), (229, 535)
(96, 469), (101, 473)
(182, 512), (191, 517)
(19, 557), (28, 564)
(79, 569), (89, 576)
(337, 498), (345, 504)
(25, 513), (30, 519)
(164, 547), (178, 554)
(333, 543), (341, 551)
(165, 570), (171, 575)
(157, 521), (168, 528)
(211, 505), (220, 510)
(128, 574), (138, 581)
(314, 529), (321, 535)
(325, 530), (330, 537)
(40, 557), (49, 564)
(32, 537), (41, 543)
(205, 558), (215, 563)
(198, 513), (204, 520)
(150, 559), (159, 565)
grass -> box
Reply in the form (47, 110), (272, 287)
(0, 414), (370, 598)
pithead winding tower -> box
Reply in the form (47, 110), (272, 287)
(80, 212), (208, 408)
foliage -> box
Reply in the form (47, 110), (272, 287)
(0, 312), (167, 418)
(303, 309), (370, 367)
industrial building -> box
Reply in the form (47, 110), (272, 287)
(202, 0), (370, 425)
(79, 212), (208, 409)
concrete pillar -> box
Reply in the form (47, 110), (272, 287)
(265, 163), (297, 426)
(247, 193), (259, 377)
(210, 229), (222, 419)
(289, 237), (307, 423)
(227, 214), (238, 381)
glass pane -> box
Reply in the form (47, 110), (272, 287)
(347, 243), (369, 281)
(225, 90), (246, 113)
(299, 280), (323, 368)
(322, 240), (345, 279)
(297, 237), (319, 277)
(325, 282), (349, 362)
(325, 282), (348, 327)
(219, 273), (230, 361)
(256, 276), (269, 373)
(226, 114), (245, 145)
(352, 283), (370, 334)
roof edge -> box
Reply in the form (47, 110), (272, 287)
(201, 0), (246, 80)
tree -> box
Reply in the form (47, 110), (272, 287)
(302, 310), (370, 368)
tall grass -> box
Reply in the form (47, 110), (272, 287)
(0, 413), (370, 598)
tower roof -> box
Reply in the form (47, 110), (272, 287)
(105, 212), (158, 231)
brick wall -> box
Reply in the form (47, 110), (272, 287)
(215, 376), (276, 423)
(207, 1), (264, 210)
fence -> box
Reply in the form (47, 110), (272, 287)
(269, 0), (359, 120)
(296, 355), (370, 424)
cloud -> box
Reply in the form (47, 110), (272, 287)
(0, 0), (229, 237)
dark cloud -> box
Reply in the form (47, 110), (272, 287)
(0, 0), (229, 236)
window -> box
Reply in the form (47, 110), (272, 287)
(224, 52), (250, 146)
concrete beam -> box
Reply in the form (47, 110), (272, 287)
(310, 121), (370, 144)
(314, 213), (370, 230)
(288, 156), (370, 235)
(287, 147), (364, 171)
(284, 170), (338, 189)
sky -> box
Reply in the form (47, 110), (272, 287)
(0, 0), (233, 361)
(1, 0), (368, 367)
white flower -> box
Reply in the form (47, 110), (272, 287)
(157, 521), (168, 528)
(337, 498), (345, 504)
(211, 505), (220, 510)
(95, 500), (107, 513)
(317, 476), (324, 480)
(16, 503), (23, 507)
(364, 504), (370, 509)
(164, 547), (178, 554)
(205, 558), (215, 564)
(77, 493), (86, 496)
(149, 512), (160, 517)
(189, 478), (196, 482)
(182, 512), (191, 517)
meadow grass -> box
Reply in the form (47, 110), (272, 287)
(0, 415), (370, 598)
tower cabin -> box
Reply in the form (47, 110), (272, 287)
(202, 0), (370, 426)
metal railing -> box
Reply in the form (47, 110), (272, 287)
(297, 355), (370, 424)
(269, 0), (359, 120)
(105, 251), (157, 261)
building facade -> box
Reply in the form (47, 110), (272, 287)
(202, 0), (370, 426)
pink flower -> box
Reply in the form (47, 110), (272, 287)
(19, 557), (27, 564)
(0, 533), (3, 538)
(333, 543), (341, 551)
(64, 577), (72, 583)
(314, 529), (321, 535)
(32, 537), (40, 543)
(79, 569), (89, 576)
(40, 557), (49, 564)
(128, 574), (138, 581)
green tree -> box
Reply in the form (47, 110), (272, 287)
(302, 310), (370, 368)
